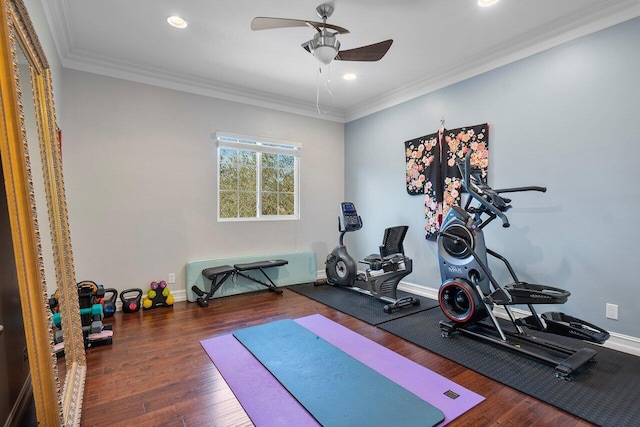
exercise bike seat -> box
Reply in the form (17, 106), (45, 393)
(362, 254), (384, 270)
(362, 225), (409, 271)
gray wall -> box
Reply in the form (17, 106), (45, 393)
(61, 70), (344, 298)
(345, 17), (640, 338)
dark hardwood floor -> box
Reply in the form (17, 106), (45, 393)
(79, 288), (593, 426)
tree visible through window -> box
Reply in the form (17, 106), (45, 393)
(217, 132), (300, 220)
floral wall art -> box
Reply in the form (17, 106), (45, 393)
(405, 123), (489, 240)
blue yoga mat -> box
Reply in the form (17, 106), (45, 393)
(233, 319), (445, 427)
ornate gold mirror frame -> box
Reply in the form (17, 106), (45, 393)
(0, 0), (85, 425)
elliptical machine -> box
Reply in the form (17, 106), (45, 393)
(319, 202), (420, 313)
(437, 152), (609, 379)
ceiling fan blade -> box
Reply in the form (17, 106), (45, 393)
(305, 20), (349, 35)
(335, 39), (393, 62)
(252, 17), (308, 31)
(251, 17), (349, 34)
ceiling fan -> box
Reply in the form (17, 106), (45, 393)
(251, 3), (393, 65)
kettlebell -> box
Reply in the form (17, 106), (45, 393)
(103, 288), (118, 318)
(120, 288), (143, 313)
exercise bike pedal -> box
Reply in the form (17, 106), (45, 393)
(383, 296), (420, 314)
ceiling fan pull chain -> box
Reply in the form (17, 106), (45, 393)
(316, 65), (324, 114)
(316, 64), (335, 115)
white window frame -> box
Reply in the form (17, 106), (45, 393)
(216, 131), (301, 221)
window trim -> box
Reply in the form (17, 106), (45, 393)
(216, 131), (301, 222)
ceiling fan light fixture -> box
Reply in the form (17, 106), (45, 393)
(314, 45), (338, 65)
(310, 32), (340, 65)
(343, 73), (357, 80)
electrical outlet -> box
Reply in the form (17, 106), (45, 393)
(606, 303), (618, 320)
(168, 273), (176, 284)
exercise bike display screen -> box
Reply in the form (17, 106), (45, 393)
(340, 202), (363, 231)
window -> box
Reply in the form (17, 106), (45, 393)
(216, 132), (301, 221)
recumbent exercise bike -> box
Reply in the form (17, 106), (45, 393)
(317, 202), (420, 313)
(437, 152), (609, 379)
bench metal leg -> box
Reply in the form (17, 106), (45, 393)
(192, 271), (235, 307)
(235, 268), (284, 294)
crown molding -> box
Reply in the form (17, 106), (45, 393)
(343, 0), (640, 122)
(41, 0), (640, 125)
(40, 0), (72, 64)
(61, 48), (346, 122)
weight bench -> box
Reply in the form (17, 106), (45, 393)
(192, 259), (288, 308)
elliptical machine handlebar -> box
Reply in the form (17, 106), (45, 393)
(459, 152), (510, 227)
(494, 186), (547, 194)
(458, 152), (546, 228)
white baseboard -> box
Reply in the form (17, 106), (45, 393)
(172, 288), (187, 303)
(399, 280), (439, 300)
(398, 281), (640, 357)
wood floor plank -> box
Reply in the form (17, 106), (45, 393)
(77, 288), (593, 426)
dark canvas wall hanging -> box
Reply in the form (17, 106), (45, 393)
(405, 123), (489, 240)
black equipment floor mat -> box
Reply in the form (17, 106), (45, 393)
(378, 308), (640, 427)
(287, 282), (438, 325)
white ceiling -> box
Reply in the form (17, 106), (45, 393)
(41, 0), (640, 122)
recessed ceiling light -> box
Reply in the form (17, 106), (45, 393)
(343, 73), (357, 81)
(167, 15), (188, 29)
(478, 0), (499, 7)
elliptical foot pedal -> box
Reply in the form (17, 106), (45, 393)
(542, 312), (610, 344)
(504, 282), (570, 304)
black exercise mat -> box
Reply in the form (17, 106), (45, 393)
(379, 309), (640, 427)
(287, 282), (438, 325)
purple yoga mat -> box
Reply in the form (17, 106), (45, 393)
(201, 314), (484, 426)
(206, 333), (317, 426)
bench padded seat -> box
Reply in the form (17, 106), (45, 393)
(234, 259), (288, 271)
(202, 265), (236, 280)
